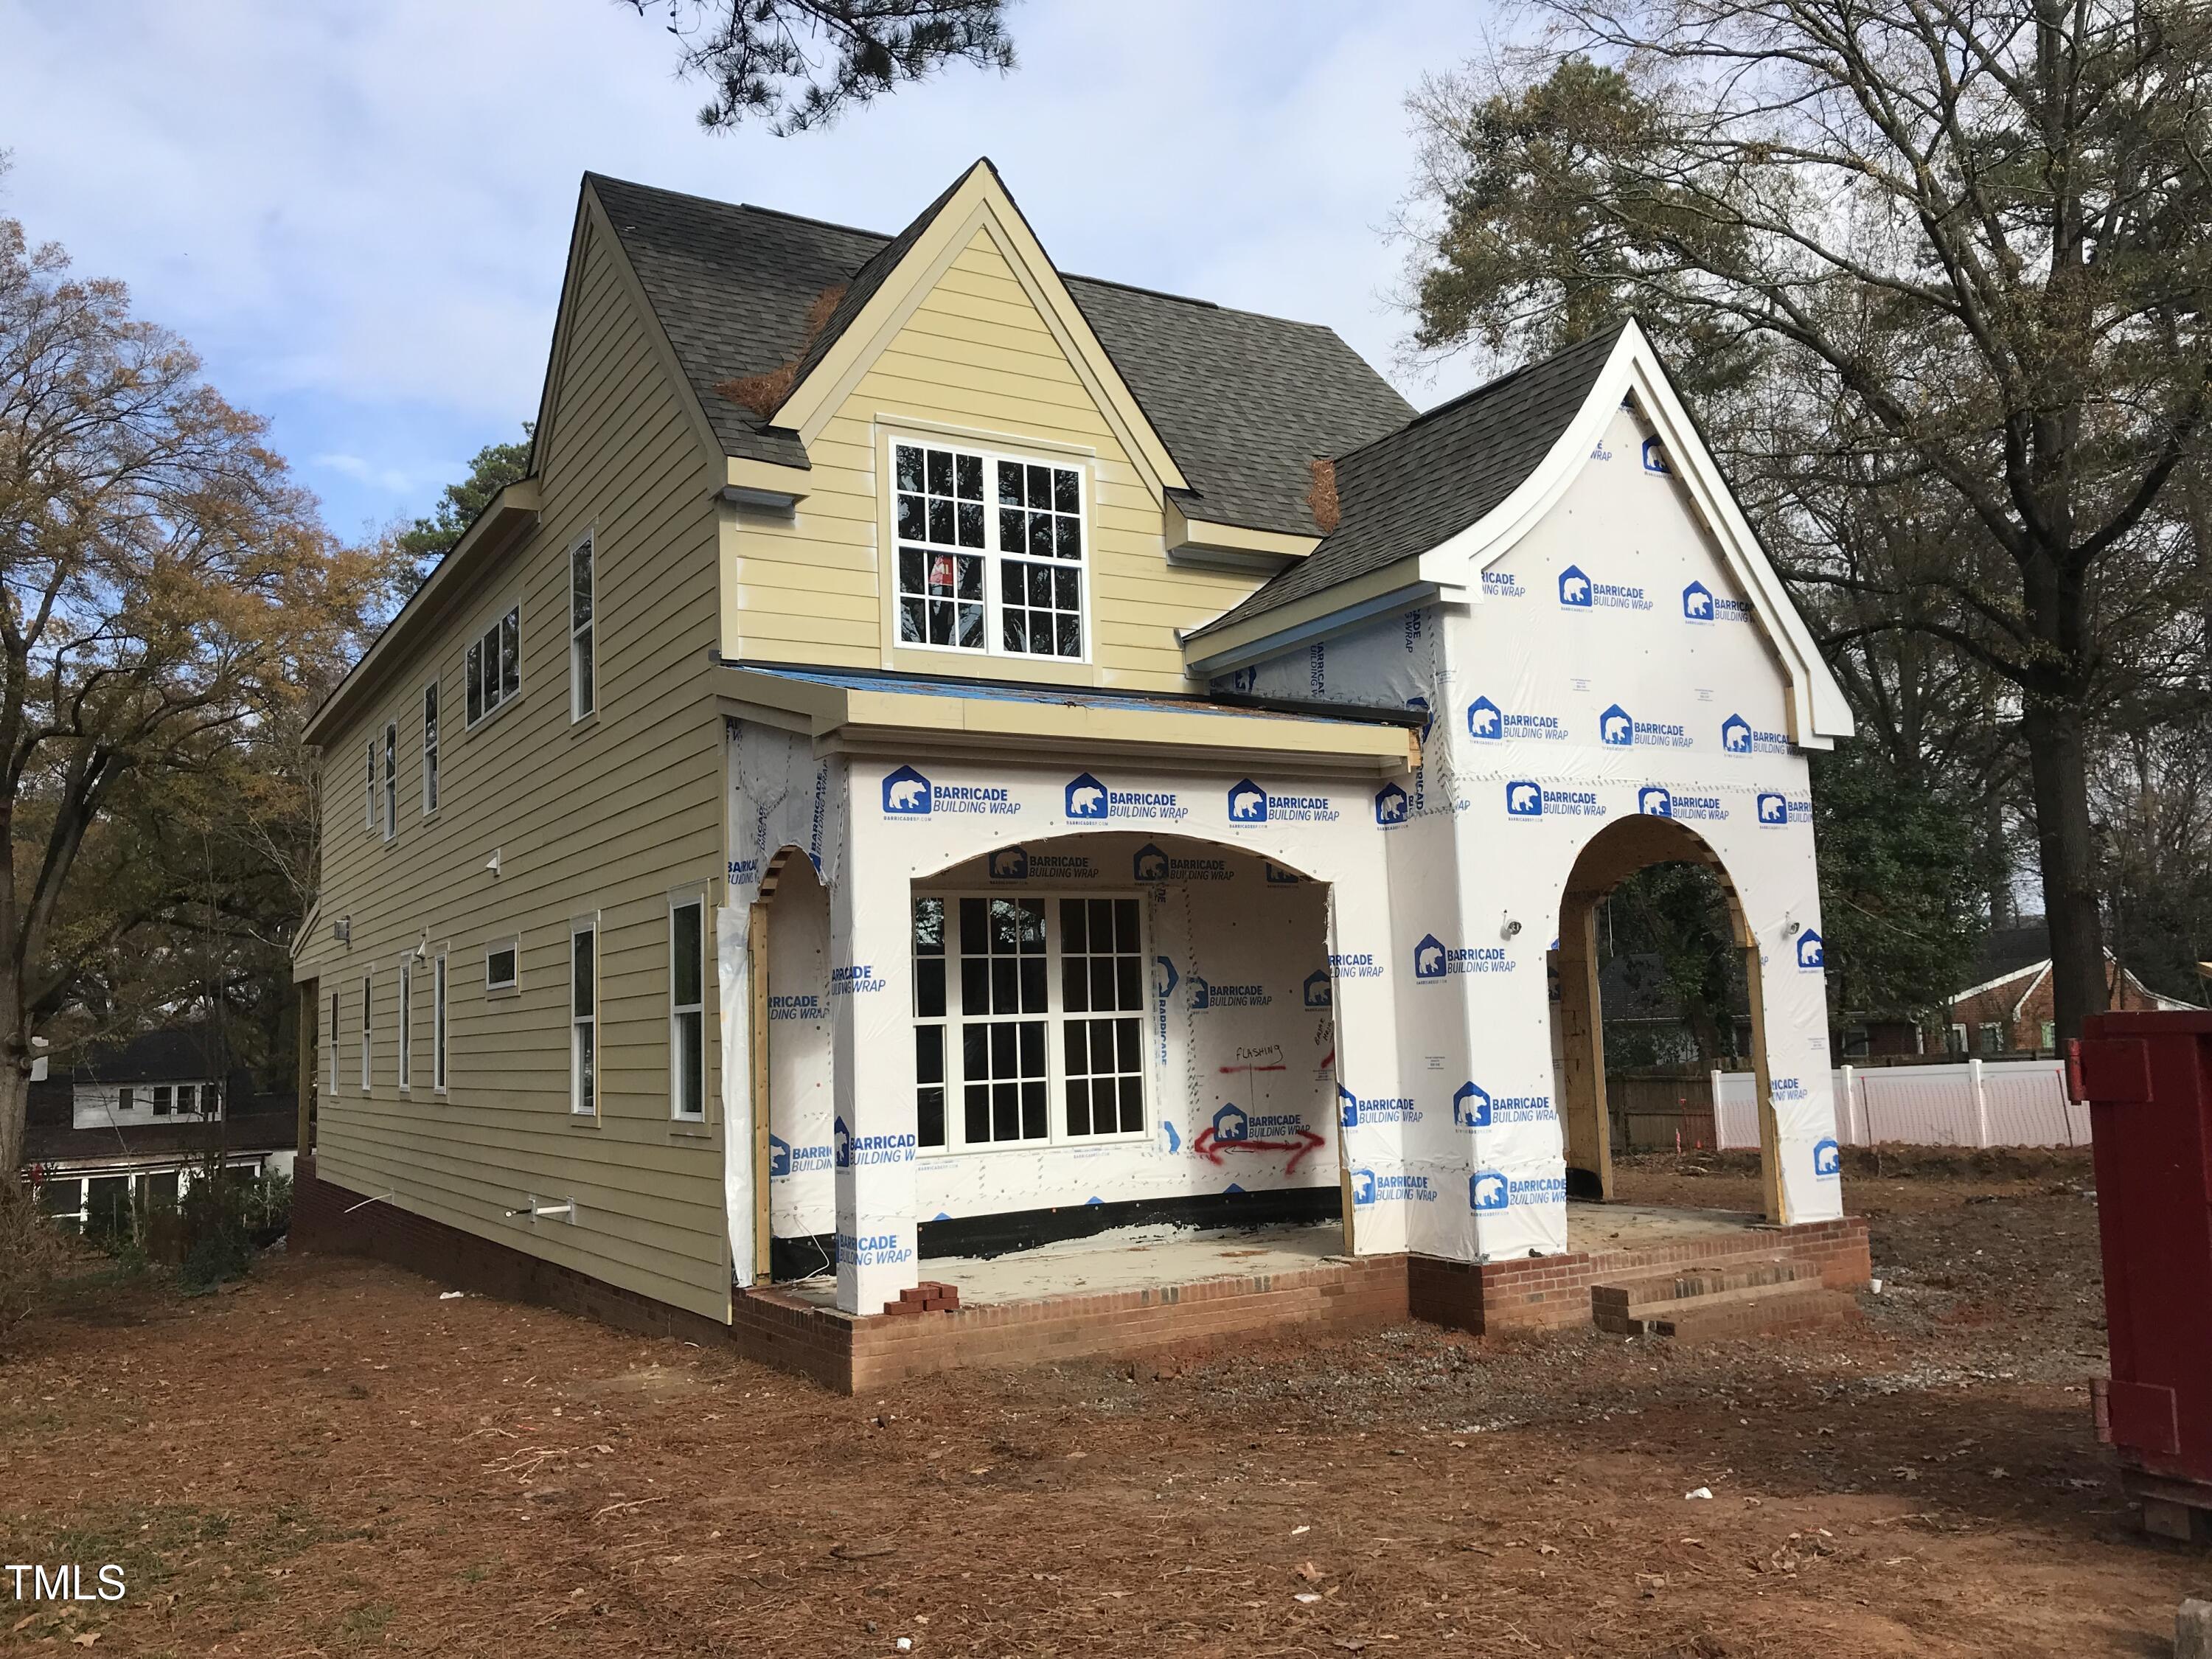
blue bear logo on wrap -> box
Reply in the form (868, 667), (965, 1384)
(768, 1134), (792, 1178)
(1558, 564), (1593, 608)
(1454, 1081), (1492, 1129)
(1352, 1168), (1377, 1207)
(1471, 1169), (1510, 1211)
(1213, 1102), (1249, 1144)
(1643, 435), (1671, 474)
(1814, 1137), (1842, 1177)
(1599, 703), (1635, 747)
(1406, 695), (1433, 740)
(1337, 1082), (1359, 1127)
(1065, 772), (1108, 820)
(1797, 928), (1825, 970)
(1721, 714), (1753, 754)
(1757, 792), (1788, 825)
(1467, 695), (1503, 741)
(1189, 975), (1212, 1011)
(1374, 782), (1409, 826)
(1506, 780), (1544, 818)
(1303, 969), (1332, 1009)
(1134, 844), (1169, 882)
(1153, 956), (1179, 1000)
(883, 764), (931, 815)
(1639, 785), (1672, 818)
(832, 1115), (852, 1169)
(989, 846), (1029, 881)
(1227, 779), (1268, 823)
(1683, 580), (1714, 620)
(1413, 933), (1447, 981)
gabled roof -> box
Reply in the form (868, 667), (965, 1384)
(585, 169), (1413, 537)
(1189, 324), (1625, 636)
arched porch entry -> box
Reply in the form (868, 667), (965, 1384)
(1551, 814), (1784, 1222)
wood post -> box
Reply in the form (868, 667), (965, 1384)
(1555, 891), (1613, 1200)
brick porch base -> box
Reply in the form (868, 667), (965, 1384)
(293, 1158), (1870, 1394)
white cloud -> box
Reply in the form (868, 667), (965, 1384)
(0, 0), (1500, 528)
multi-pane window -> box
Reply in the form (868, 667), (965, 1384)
(1060, 898), (1145, 1136)
(570, 534), (595, 720)
(465, 605), (521, 728)
(912, 893), (1149, 1152)
(570, 922), (596, 1116)
(669, 897), (703, 1119)
(398, 959), (414, 1091)
(382, 723), (397, 841)
(422, 683), (439, 813)
(893, 441), (1085, 661)
(361, 973), (373, 1090)
(433, 953), (448, 1093)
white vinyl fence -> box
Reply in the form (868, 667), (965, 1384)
(1712, 1059), (2090, 1151)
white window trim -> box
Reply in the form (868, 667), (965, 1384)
(382, 722), (398, 844)
(397, 956), (414, 1093)
(433, 950), (449, 1094)
(365, 737), (379, 834)
(327, 989), (340, 1097)
(570, 914), (599, 1119)
(568, 528), (596, 723)
(484, 935), (520, 997)
(886, 434), (1094, 667)
(464, 599), (523, 732)
(916, 888), (1151, 1157)
(422, 679), (441, 815)
(360, 970), (374, 1092)
(669, 892), (706, 1121)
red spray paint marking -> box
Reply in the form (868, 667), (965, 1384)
(1191, 1125), (1327, 1175)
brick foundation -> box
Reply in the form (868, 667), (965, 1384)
(1408, 1216), (1871, 1335)
(294, 1157), (1869, 1394)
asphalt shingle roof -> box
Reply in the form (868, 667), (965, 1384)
(1188, 323), (1627, 640)
(585, 170), (1414, 538)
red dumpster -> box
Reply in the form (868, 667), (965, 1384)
(2074, 1010), (2212, 1541)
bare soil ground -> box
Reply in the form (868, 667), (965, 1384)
(3, 1150), (2203, 1658)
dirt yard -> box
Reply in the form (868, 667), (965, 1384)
(3, 1150), (2202, 1657)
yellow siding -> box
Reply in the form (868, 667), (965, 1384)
(724, 227), (1266, 690)
(293, 212), (731, 1322)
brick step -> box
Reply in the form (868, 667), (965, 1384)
(1590, 1259), (1807, 1330)
(1645, 1282), (1857, 1341)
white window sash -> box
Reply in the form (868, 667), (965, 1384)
(669, 897), (704, 1119)
(569, 533), (595, 722)
(570, 920), (597, 1117)
(398, 959), (413, 1091)
(434, 952), (449, 1093)
(422, 681), (439, 814)
(361, 973), (373, 1091)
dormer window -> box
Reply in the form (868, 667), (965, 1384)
(894, 440), (1086, 661)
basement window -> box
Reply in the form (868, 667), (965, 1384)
(892, 439), (1087, 662)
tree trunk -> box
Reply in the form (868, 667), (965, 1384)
(0, 1062), (27, 1189)
(2022, 696), (2109, 1041)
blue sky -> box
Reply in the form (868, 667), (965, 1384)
(1, 0), (1498, 540)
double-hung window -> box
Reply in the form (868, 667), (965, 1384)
(365, 738), (378, 833)
(892, 440), (1087, 661)
(433, 951), (448, 1093)
(466, 605), (521, 728)
(570, 920), (597, 1117)
(382, 722), (397, 841)
(361, 973), (373, 1091)
(913, 893), (1146, 1152)
(669, 897), (703, 1119)
(328, 990), (340, 1096)
(569, 532), (595, 720)
(422, 682), (439, 813)
(398, 959), (414, 1091)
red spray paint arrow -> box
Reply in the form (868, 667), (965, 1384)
(1191, 1126), (1328, 1175)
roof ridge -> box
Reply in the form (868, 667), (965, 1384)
(1332, 321), (1630, 467)
(586, 170), (893, 246)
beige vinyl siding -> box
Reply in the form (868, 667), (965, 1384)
(723, 227), (1265, 689)
(295, 209), (731, 1321)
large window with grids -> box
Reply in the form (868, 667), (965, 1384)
(911, 893), (1147, 1152)
(892, 439), (1087, 661)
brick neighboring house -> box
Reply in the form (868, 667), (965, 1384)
(21, 1025), (297, 1235)
(1946, 921), (2200, 1056)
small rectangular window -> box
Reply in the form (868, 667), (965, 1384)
(571, 921), (597, 1117)
(382, 723), (397, 841)
(669, 897), (703, 1119)
(434, 952), (449, 1092)
(176, 1084), (196, 1115)
(153, 1085), (172, 1116)
(466, 605), (521, 728)
(486, 940), (518, 993)
(118, 1087), (134, 1113)
(398, 959), (414, 1091)
(361, 973), (373, 1090)
(570, 533), (595, 720)
(422, 682), (439, 813)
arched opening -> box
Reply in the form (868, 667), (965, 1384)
(1551, 815), (1783, 1225)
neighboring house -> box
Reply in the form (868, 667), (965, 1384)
(1947, 921), (2199, 1055)
(24, 1026), (296, 1234)
(291, 159), (1855, 1339)
(1594, 951), (1752, 1068)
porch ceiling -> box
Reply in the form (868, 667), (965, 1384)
(718, 662), (1419, 773)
